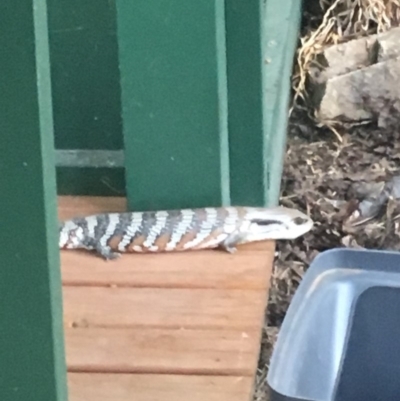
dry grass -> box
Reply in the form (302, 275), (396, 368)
(292, 0), (400, 112)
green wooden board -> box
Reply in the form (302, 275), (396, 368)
(116, 0), (230, 211)
(226, 0), (302, 207)
(56, 167), (125, 196)
(0, 0), (68, 399)
(262, 0), (302, 206)
(48, 0), (302, 208)
(225, 0), (266, 206)
(47, 0), (124, 195)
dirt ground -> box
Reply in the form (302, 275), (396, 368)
(251, 0), (400, 397)
(253, 109), (400, 400)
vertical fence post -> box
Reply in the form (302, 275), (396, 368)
(226, 0), (301, 207)
(0, 1), (68, 400)
(116, 0), (230, 211)
(117, 0), (300, 209)
(262, 0), (302, 206)
(47, 0), (126, 196)
(225, 0), (266, 207)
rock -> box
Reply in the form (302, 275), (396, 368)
(317, 57), (400, 125)
(311, 35), (377, 83)
(376, 28), (400, 61)
(310, 27), (400, 127)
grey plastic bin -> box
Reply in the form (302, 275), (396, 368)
(267, 248), (400, 401)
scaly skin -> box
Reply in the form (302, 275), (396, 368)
(59, 206), (313, 260)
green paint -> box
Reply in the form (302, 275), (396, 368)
(57, 167), (125, 196)
(263, 0), (302, 205)
(225, 0), (265, 207)
(215, 0), (230, 206)
(47, 0), (123, 194)
(226, 0), (302, 207)
(116, 0), (230, 211)
(0, 0), (68, 399)
(46, 0), (300, 204)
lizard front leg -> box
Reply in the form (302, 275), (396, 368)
(93, 243), (122, 260)
(219, 232), (245, 254)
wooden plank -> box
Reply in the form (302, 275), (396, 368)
(59, 195), (273, 400)
(0, 1), (68, 400)
(63, 287), (267, 330)
(65, 328), (259, 376)
(61, 244), (273, 289)
(58, 195), (274, 292)
(68, 373), (253, 401)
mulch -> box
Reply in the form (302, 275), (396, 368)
(251, 0), (400, 397)
(253, 111), (400, 400)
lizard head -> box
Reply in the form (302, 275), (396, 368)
(59, 219), (86, 249)
(241, 206), (313, 241)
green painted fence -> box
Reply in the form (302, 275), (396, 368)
(0, 1), (68, 399)
(47, 0), (125, 196)
(50, 0), (301, 209)
(0, 1), (301, 399)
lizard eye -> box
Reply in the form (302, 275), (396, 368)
(293, 216), (308, 225)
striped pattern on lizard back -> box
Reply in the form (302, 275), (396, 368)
(59, 207), (247, 257)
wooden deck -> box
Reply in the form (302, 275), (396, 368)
(59, 196), (275, 401)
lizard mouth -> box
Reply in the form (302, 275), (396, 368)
(251, 219), (286, 226)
